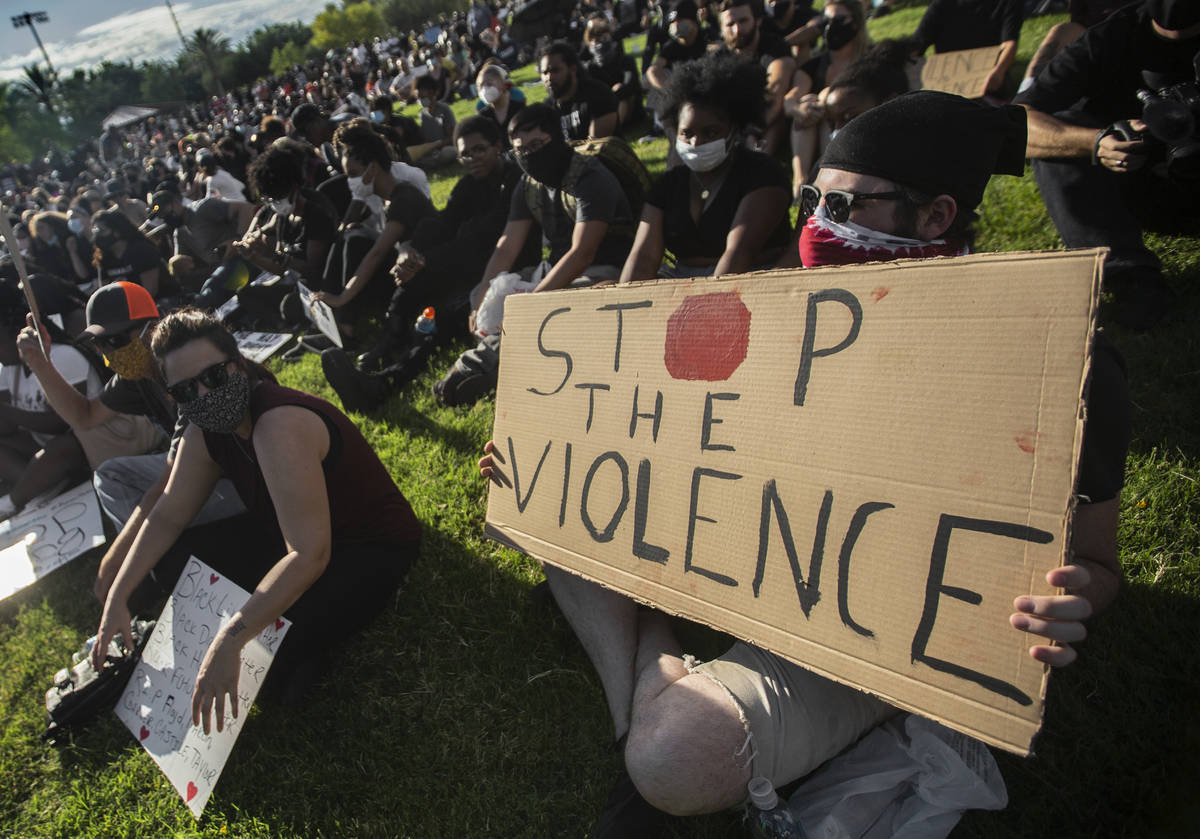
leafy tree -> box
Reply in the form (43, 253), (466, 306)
(18, 65), (55, 112)
(310, 2), (386, 49)
(185, 27), (232, 96)
(270, 41), (315, 76)
(377, 0), (459, 33)
(140, 58), (205, 104)
(228, 21), (313, 86)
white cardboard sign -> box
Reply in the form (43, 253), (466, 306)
(298, 283), (343, 348)
(0, 482), (106, 601)
(233, 331), (293, 363)
(116, 557), (291, 818)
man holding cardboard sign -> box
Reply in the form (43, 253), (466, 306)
(482, 92), (1130, 835)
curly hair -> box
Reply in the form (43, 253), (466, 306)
(247, 144), (304, 200)
(332, 117), (395, 170)
(661, 52), (768, 130)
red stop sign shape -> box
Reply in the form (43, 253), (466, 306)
(664, 291), (751, 381)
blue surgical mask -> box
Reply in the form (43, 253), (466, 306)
(67, 217), (84, 235)
(371, 110), (386, 123)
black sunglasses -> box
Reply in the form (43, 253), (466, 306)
(798, 184), (910, 225)
(96, 332), (134, 352)
(166, 359), (234, 404)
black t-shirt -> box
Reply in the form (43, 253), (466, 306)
(801, 52), (833, 93)
(1077, 333), (1130, 504)
(645, 149), (792, 261)
(659, 36), (708, 68)
(384, 181), (438, 235)
(479, 98), (527, 147)
(1015, 4), (1200, 124)
(556, 77), (620, 142)
(913, 0), (1024, 53)
(278, 188), (337, 256)
(99, 236), (164, 287)
(509, 155), (635, 267)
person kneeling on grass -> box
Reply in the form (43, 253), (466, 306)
(480, 92), (1130, 837)
(91, 309), (421, 722)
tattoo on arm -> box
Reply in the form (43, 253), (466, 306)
(227, 617), (247, 638)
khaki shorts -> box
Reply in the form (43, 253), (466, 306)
(74, 413), (166, 471)
(690, 642), (896, 787)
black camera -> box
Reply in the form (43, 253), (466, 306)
(1113, 53), (1200, 182)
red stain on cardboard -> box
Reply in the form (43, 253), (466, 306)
(1015, 431), (1038, 454)
(186, 781), (199, 802)
(870, 287), (889, 303)
(664, 292), (751, 381)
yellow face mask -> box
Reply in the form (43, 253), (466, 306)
(103, 330), (154, 380)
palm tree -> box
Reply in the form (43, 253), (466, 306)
(185, 27), (231, 97)
(18, 64), (54, 112)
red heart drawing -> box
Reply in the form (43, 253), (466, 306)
(209, 574), (219, 585)
(139, 726), (150, 741)
(275, 619), (284, 630)
(186, 781), (198, 802)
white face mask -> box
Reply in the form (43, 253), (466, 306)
(270, 197), (294, 217)
(675, 135), (732, 173)
(347, 172), (374, 201)
(480, 84), (503, 104)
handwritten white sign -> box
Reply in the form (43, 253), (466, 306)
(0, 482), (106, 601)
(115, 557), (291, 818)
(233, 331), (293, 363)
(298, 283), (343, 348)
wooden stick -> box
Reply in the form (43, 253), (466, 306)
(0, 204), (48, 356)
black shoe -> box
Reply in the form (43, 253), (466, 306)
(321, 348), (392, 413)
(356, 346), (391, 373)
(592, 767), (667, 839)
(1108, 269), (1178, 331)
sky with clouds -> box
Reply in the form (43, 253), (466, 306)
(1, 0), (334, 83)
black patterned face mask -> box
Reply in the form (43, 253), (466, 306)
(178, 372), (250, 434)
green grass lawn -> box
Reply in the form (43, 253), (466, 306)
(1, 7), (1198, 837)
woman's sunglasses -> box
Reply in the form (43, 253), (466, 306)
(798, 184), (909, 225)
(166, 360), (234, 404)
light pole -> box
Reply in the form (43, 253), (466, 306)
(11, 11), (57, 84)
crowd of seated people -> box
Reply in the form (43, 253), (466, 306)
(0, 0), (1191, 832)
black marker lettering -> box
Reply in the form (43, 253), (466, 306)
(629, 385), (663, 443)
(754, 483), (829, 617)
(685, 467), (742, 586)
(911, 514), (1052, 706)
(598, 300), (653, 372)
(507, 436), (552, 513)
(795, 289), (863, 406)
(579, 452), (630, 542)
(574, 383), (610, 433)
(528, 307), (573, 396)
(700, 392), (740, 452)
(837, 501), (894, 638)
(633, 459), (669, 564)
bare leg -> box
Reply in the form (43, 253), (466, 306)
(791, 123), (820, 199)
(10, 433), (86, 508)
(1025, 22), (1085, 83)
(624, 610), (751, 815)
(544, 564), (639, 741)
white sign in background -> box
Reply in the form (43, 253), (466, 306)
(298, 283), (343, 348)
(115, 557), (291, 818)
(0, 482), (106, 601)
(233, 331), (293, 363)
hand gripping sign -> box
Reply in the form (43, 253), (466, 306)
(116, 557), (291, 818)
(485, 250), (1103, 755)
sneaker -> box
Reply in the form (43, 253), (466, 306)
(320, 348), (391, 413)
(592, 767), (667, 839)
(356, 345), (391, 373)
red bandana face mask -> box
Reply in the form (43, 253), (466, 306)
(797, 205), (967, 268)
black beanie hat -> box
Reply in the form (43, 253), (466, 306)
(820, 90), (1028, 212)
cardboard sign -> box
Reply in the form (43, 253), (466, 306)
(116, 557), (291, 818)
(233, 331), (292, 363)
(0, 482), (106, 601)
(485, 251), (1103, 755)
(298, 283), (343, 348)
(908, 46), (1004, 99)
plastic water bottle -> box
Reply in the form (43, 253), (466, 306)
(414, 306), (436, 340)
(747, 777), (807, 838)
